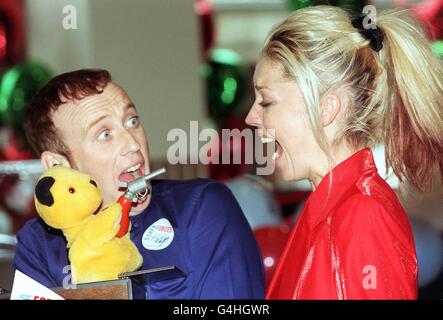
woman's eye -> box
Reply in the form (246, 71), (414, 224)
(126, 116), (140, 128)
(259, 101), (272, 108)
(97, 130), (112, 141)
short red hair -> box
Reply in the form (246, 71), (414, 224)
(24, 69), (111, 159)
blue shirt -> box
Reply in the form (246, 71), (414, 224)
(13, 179), (265, 299)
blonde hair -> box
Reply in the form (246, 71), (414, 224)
(262, 5), (443, 192)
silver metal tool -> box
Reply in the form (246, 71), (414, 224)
(119, 168), (166, 202)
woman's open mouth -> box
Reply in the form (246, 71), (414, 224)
(261, 136), (282, 161)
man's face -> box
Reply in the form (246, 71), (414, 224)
(51, 82), (151, 214)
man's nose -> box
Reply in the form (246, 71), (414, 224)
(245, 103), (262, 127)
(120, 129), (141, 155)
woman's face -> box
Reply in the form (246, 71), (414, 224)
(246, 58), (324, 182)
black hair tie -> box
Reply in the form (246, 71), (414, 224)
(351, 15), (385, 52)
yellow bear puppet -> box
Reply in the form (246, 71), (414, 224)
(34, 165), (143, 284)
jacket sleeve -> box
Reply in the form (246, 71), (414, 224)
(331, 194), (418, 299)
(188, 181), (265, 299)
(13, 222), (60, 289)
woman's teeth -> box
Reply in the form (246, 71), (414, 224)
(261, 137), (275, 144)
(272, 151), (279, 161)
(261, 137), (279, 161)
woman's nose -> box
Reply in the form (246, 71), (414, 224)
(245, 103), (261, 127)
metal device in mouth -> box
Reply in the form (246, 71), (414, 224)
(119, 168), (166, 202)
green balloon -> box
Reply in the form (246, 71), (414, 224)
(286, 0), (312, 12)
(329, 0), (366, 15)
(0, 62), (52, 126)
(287, 0), (366, 14)
(204, 49), (245, 121)
(432, 40), (443, 59)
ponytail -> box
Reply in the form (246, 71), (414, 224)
(376, 10), (443, 192)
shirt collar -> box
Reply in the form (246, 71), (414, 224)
(305, 147), (378, 228)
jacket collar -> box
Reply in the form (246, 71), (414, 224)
(304, 147), (378, 228)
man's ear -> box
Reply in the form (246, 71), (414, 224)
(41, 151), (71, 170)
(320, 94), (341, 127)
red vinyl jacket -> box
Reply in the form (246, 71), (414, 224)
(267, 148), (418, 299)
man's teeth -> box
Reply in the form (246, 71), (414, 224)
(126, 163), (141, 173)
(272, 151), (279, 161)
(261, 137), (275, 144)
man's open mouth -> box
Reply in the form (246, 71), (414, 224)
(118, 162), (145, 183)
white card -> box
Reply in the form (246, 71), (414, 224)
(10, 270), (64, 300)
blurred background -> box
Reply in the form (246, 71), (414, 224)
(0, 0), (441, 299)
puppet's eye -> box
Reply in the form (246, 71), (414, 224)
(69, 187), (75, 193)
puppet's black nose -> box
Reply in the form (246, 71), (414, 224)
(35, 176), (55, 206)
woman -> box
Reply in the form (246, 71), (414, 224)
(245, 5), (442, 299)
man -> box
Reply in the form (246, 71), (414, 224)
(13, 69), (264, 299)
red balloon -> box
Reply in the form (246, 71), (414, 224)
(207, 114), (249, 181)
(254, 226), (291, 290)
(412, 0), (443, 40)
(0, 0), (26, 65)
(195, 0), (215, 61)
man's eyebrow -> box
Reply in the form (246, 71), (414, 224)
(124, 103), (136, 113)
(85, 114), (109, 133)
(84, 103), (136, 134)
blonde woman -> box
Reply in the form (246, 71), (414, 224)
(246, 5), (443, 299)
